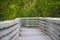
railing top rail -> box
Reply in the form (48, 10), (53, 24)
(40, 17), (60, 20)
(0, 18), (20, 29)
(0, 18), (20, 23)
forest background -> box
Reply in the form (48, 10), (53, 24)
(0, 0), (60, 21)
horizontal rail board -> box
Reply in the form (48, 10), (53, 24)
(39, 18), (60, 40)
(0, 23), (18, 31)
(0, 18), (20, 40)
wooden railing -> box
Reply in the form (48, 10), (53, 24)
(39, 18), (60, 40)
(0, 18), (60, 40)
(21, 18), (40, 27)
(21, 18), (60, 40)
(0, 18), (21, 40)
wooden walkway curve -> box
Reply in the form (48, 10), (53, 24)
(19, 28), (52, 40)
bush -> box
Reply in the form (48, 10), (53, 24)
(0, 0), (60, 19)
(0, 0), (18, 21)
(35, 0), (60, 17)
(48, 3), (60, 17)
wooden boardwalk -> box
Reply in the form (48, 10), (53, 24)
(19, 28), (52, 40)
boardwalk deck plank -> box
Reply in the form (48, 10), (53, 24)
(20, 28), (52, 40)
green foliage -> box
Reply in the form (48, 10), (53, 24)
(35, 0), (60, 17)
(0, 0), (18, 21)
(17, 0), (60, 17)
(0, 0), (60, 21)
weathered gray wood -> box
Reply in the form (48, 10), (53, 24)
(21, 18), (40, 27)
(20, 28), (52, 40)
(0, 18), (21, 40)
(39, 18), (60, 40)
(21, 18), (60, 40)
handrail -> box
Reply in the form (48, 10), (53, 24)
(0, 17), (60, 40)
(21, 17), (60, 40)
(0, 18), (21, 40)
(39, 18), (60, 40)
